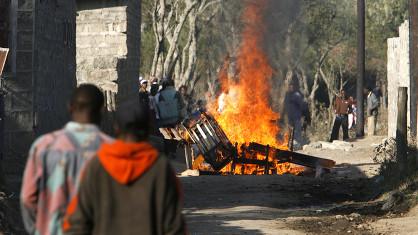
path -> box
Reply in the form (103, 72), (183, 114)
(177, 136), (387, 234)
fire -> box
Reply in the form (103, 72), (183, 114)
(208, 0), (303, 175)
(210, 0), (280, 148)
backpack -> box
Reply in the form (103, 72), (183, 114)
(157, 88), (180, 125)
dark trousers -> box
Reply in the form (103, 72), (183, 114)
(330, 114), (349, 142)
(159, 123), (179, 158)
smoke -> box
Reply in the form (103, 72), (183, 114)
(262, 0), (303, 66)
(240, 0), (304, 132)
(259, 0), (304, 114)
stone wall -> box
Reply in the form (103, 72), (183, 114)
(3, 0), (35, 174)
(387, 20), (416, 138)
(33, 0), (77, 136)
(76, 0), (140, 111)
(3, 0), (77, 175)
(0, 1), (10, 48)
(1, 0), (140, 175)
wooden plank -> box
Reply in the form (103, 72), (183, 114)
(274, 150), (336, 169)
(247, 142), (336, 169)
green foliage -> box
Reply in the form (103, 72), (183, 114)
(140, 0), (409, 104)
(366, 0), (409, 75)
(140, 0), (155, 77)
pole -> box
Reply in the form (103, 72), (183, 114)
(397, 87), (408, 179)
(356, 0), (365, 137)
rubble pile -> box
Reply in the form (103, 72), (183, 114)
(373, 138), (397, 165)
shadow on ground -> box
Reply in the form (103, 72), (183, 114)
(180, 164), (380, 234)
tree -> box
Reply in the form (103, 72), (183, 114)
(145, 0), (221, 87)
(139, 0), (409, 141)
(149, 0), (197, 79)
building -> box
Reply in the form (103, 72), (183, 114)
(0, 0), (141, 176)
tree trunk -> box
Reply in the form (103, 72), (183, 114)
(182, 11), (198, 87)
(163, 0), (197, 77)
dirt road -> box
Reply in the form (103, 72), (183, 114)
(176, 136), (400, 234)
(2, 135), (416, 234)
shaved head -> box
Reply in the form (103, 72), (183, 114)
(70, 84), (104, 124)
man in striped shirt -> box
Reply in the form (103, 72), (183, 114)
(20, 84), (112, 235)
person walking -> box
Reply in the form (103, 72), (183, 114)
(139, 77), (150, 108)
(20, 84), (112, 235)
(367, 87), (379, 136)
(284, 84), (305, 147)
(156, 78), (183, 127)
(63, 104), (185, 235)
(330, 90), (350, 142)
(148, 78), (160, 134)
(156, 78), (183, 158)
(348, 96), (357, 130)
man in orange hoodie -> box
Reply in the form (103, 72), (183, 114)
(63, 104), (186, 235)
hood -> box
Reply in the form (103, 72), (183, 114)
(97, 140), (159, 185)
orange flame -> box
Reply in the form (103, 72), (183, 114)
(210, 0), (282, 148)
(208, 0), (303, 175)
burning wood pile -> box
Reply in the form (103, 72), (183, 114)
(160, 112), (335, 176)
(161, 1), (336, 176)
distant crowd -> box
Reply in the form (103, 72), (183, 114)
(138, 76), (206, 128)
(138, 76), (206, 158)
(284, 83), (381, 147)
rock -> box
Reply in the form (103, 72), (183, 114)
(303, 142), (322, 151)
(349, 213), (361, 219)
(311, 142), (323, 149)
(332, 140), (354, 151)
(336, 215), (344, 219)
(319, 141), (337, 150)
(180, 169), (200, 177)
(304, 193), (312, 198)
(318, 141), (353, 151)
(373, 138), (396, 164)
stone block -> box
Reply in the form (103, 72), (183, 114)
(92, 56), (119, 70)
(10, 91), (32, 111)
(17, 31), (33, 50)
(5, 71), (33, 90)
(5, 110), (33, 131)
(76, 21), (127, 34)
(76, 46), (127, 57)
(3, 130), (34, 173)
(17, 11), (33, 31)
(16, 51), (32, 71)
(18, 0), (33, 10)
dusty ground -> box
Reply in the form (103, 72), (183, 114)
(175, 136), (418, 234)
(2, 135), (417, 234)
